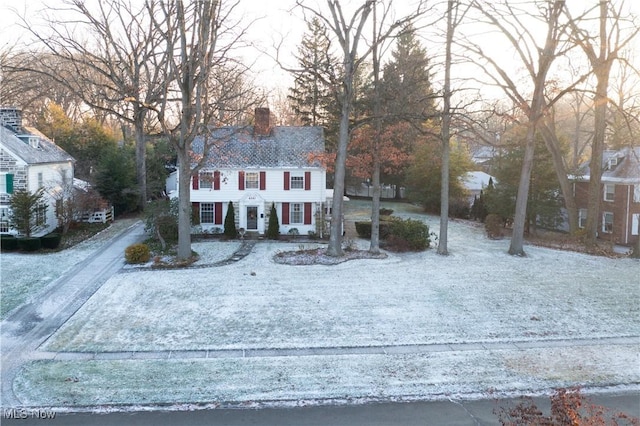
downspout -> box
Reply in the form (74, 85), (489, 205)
(625, 185), (631, 245)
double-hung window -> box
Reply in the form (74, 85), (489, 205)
(290, 175), (304, 189)
(0, 173), (14, 194)
(578, 209), (587, 229)
(603, 184), (615, 202)
(200, 203), (215, 224)
(245, 172), (259, 189)
(290, 203), (303, 224)
(602, 212), (614, 234)
(200, 172), (213, 189)
(0, 207), (9, 233)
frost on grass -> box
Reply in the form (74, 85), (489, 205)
(273, 246), (387, 265)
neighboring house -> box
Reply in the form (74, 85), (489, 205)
(462, 171), (495, 206)
(0, 107), (75, 236)
(572, 147), (640, 246)
(166, 108), (329, 236)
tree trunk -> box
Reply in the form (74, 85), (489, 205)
(438, 0), (455, 256)
(176, 149), (192, 260)
(539, 122), (579, 234)
(508, 123), (537, 256)
(134, 108), (147, 211)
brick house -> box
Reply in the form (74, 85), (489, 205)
(166, 108), (331, 237)
(572, 147), (640, 246)
(0, 107), (75, 236)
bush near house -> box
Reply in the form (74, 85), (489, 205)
(485, 214), (504, 239)
(40, 233), (62, 249)
(266, 203), (279, 240)
(224, 201), (237, 239)
(355, 217), (430, 251)
(0, 234), (18, 251)
(125, 243), (151, 264)
(17, 237), (42, 252)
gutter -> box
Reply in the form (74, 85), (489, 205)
(625, 185), (631, 245)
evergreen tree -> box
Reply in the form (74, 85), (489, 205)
(94, 144), (138, 215)
(266, 202), (280, 240)
(8, 188), (48, 237)
(288, 17), (340, 152)
(381, 24), (436, 125)
(224, 201), (237, 239)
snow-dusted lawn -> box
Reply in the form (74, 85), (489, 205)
(0, 219), (139, 319)
(42, 202), (639, 352)
(14, 345), (637, 407)
(8, 201), (640, 408)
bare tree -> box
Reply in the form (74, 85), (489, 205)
(10, 0), (171, 210)
(566, 1), (639, 247)
(296, 0), (427, 257)
(466, 0), (572, 256)
(151, 0), (248, 260)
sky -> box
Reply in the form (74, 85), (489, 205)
(1, 0), (638, 106)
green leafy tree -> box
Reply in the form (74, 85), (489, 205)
(8, 188), (48, 237)
(224, 201), (237, 239)
(266, 202), (280, 240)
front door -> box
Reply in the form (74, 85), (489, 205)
(246, 206), (258, 230)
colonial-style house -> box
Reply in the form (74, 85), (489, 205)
(572, 147), (640, 246)
(0, 107), (75, 236)
(167, 108), (329, 236)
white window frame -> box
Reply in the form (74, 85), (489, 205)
(578, 209), (587, 229)
(38, 172), (43, 188)
(0, 173), (7, 194)
(0, 207), (10, 233)
(199, 172), (213, 189)
(200, 203), (215, 224)
(290, 174), (304, 190)
(632, 213), (639, 236)
(634, 185), (640, 203)
(603, 184), (615, 202)
(35, 204), (47, 227)
(290, 203), (303, 224)
(245, 172), (259, 189)
(602, 212), (614, 234)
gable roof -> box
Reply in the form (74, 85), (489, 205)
(1, 125), (75, 165)
(574, 146), (640, 184)
(192, 126), (325, 169)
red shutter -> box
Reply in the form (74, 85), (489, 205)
(304, 202), (312, 225)
(192, 172), (199, 190)
(260, 171), (266, 190)
(192, 202), (200, 224)
(214, 171), (220, 190)
(238, 171), (245, 190)
(305, 171), (311, 190)
(284, 171), (290, 190)
(282, 202), (290, 224)
(214, 202), (223, 224)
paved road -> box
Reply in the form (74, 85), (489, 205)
(0, 221), (147, 407)
(2, 393), (639, 425)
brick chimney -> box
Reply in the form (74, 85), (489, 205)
(254, 107), (271, 136)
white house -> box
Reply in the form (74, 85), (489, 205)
(167, 108), (329, 236)
(0, 107), (75, 236)
(462, 171), (495, 206)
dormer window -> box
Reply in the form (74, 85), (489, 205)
(607, 157), (618, 169)
(29, 137), (40, 149)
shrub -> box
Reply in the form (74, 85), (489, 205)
(224, 201), (237, 239)
(379, 208), (394, 216)
(485, 214), (504, 239)
(40, 233), (62, 249)
(355, 221), (393, 239)
(17, 237), (42, 252)
(125, 243), (151, 264)
(266, 203), (280, 240)
(386, 218), (430, 251)
(288, 228), (300, 236)
(156, 215), (178, 242)
(1, 234), (18, 251)
(449, 198), (470, 219)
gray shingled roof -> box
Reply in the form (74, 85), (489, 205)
(191, 126), (325, 169)
(1, 126), (75, 164)
(575, 146), (640, 184)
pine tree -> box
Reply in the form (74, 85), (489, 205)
(8, 188), (48, 237)
(224, 201), (236, 239)
(266, 203), (280, 240)
(288, 17), (340, 152)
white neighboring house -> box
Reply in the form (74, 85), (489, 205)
(166, 108), (329, 236)
(0, 107), (75, 236)
(462, 171), (495, 206)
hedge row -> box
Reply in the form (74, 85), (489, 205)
(1, 233), (62, 252)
